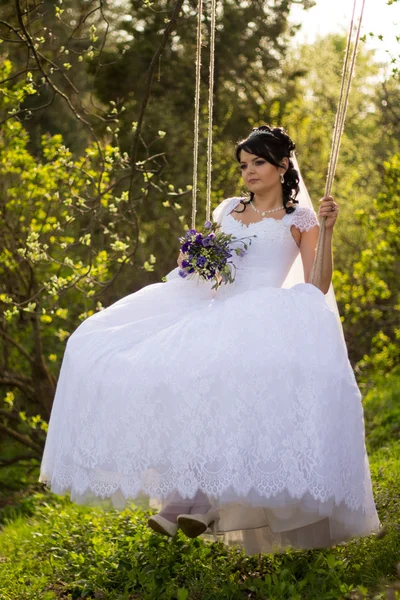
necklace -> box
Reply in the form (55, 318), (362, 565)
(249, 200), (285, 217)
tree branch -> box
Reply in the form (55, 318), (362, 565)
(0, 453), (38, 467)
(0, 329), (34, 364)
(0, 374), (35, 397)
(0, 423), (43, 454)
(129, 0), (185, 181)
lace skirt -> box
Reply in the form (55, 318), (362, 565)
(39, 271), (381, 554)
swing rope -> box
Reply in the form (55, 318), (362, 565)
(311, 0), (366, 288)
(206, 0), (217, 222)
(192, 0), (217, 228)
(192, 0), (366, 293)
(191, 0), (204, 230)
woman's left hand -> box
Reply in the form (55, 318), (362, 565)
(318, 195), (339, 230)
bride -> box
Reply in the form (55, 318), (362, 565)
(39, 124), (381, 555)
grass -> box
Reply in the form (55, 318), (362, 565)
(0, 375), (399, 600)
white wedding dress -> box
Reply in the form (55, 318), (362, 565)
(39, 196), (381, 554)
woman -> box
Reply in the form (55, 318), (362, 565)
(39, 125), (381, 555)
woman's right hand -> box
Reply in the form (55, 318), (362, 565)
(177, 251), (185, 268)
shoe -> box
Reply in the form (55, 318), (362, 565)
(147, 514), (213, 538)
(177, 509), (220, 538)
(147, 514), (179, 537)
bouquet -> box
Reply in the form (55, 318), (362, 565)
(178, 219), (256, 290)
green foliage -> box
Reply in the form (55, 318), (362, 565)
(0, 457), (397, 600)
(333, 154), (400, 376)
(363, 375), (400, 454)
(0, 55), (174, 453)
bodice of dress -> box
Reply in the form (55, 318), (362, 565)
(213, 197), (319, 293)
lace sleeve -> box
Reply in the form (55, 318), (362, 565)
(292, 206), (319, 232)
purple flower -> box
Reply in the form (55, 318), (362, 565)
(187, 229), (197, 236)
(196, 256), (207, 267)
(181, 259), (190, 268)
(204, 220), (212, 230)
(202, 235), (215, 247)
(178, 269), (188, 278)
(181, 242), (191, 253)
(195, 233), (203, 244)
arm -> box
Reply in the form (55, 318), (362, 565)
(299, 196), (339, 295)
(300, 226), (333, 295)
(177, 251), (184, 268)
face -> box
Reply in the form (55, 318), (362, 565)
(239, 150), (288, 193)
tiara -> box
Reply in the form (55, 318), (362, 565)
(248, 127), (275, 138)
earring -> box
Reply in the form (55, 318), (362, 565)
(280, 173), (285, 183)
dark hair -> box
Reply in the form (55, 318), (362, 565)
(234, 125), (300, 215)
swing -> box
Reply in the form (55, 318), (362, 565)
(190, 0), (367, 290)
